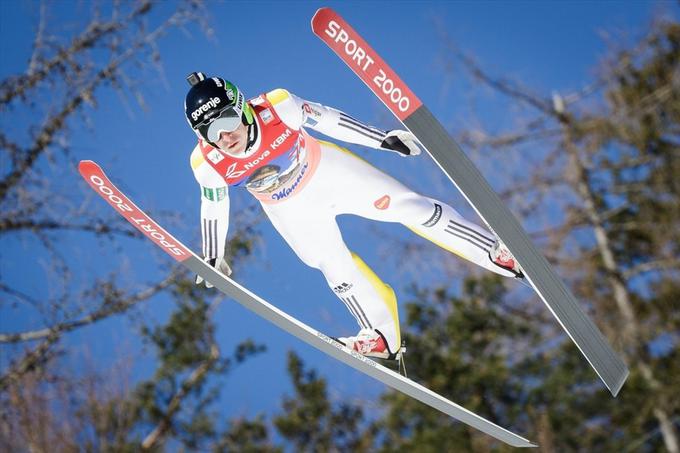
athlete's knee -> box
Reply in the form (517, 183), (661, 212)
(289, 246), (324, 270)
(393, 194), (447, 226)
(314, 252), (356, 282)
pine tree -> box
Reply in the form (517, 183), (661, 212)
(273, 351), (375, 452)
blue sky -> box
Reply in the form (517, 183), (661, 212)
(1, 0), (671, 428)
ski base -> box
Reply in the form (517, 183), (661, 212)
(78, 160), (536, 448)
(311, 6), (628, 396)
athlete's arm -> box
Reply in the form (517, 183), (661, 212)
(266, 89), (421, 156)
(190, 146), (232, 285)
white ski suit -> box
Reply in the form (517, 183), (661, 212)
(190, 88), (513, 352)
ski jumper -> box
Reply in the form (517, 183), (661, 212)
(190, 89), (514, 352)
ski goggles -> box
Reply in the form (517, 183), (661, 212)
(196, 106), (241, 143)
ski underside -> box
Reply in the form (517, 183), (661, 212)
(78, 160), (535, 447)
(310, 7), (628, 397)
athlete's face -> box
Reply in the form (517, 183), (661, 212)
(215, 122), (248, 154)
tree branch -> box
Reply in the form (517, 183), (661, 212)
(0, 1), (202, 202)
(0, 217), (141, 237)
(0, 332), (61, 391)
(0, 269), (183, 344)
(0, 0), (153, 106)
(141, 342), (220, 450)
(623, 259), (680, 280)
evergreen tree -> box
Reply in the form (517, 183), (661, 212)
(376, 277), (539, 452)
(433, 14), (680, 452)
(274, 351), (375, 453)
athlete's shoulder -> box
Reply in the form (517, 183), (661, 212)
(263, 88), (304, 128)
(190, 143), (205, 170)
(264, 88), (293, 106)
(189, 142), (225, 187)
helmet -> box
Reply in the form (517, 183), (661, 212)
(184, 72), (255, 146)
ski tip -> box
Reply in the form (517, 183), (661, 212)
(311, 7), (335, 31)
(504, 436), (537, 448)
(78, 159), (98, 173)
(313, 6), (334, 17)
(78, 160), (105, 182)
(609, 366), (630, 397)
(509, 434), (538, 448)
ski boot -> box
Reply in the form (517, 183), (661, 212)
(490, 240), (524, 278)
(337, 328), (393, 359)
(336, 329), (408, 376)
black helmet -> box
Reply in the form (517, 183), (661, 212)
(184, 72), (254, 145)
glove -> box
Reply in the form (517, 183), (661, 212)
(379, 130), (422, 157)
(196, 256), (232, 288)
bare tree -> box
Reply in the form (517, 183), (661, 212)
(0, 1), (262, 450)
(433, 16), (679, 452)
(0, 0), (216, 388)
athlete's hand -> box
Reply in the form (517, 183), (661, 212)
(380, 130), (422, 157)
(196, 256), (232, 288)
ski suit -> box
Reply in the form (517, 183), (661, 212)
(190, 89), (513, 352)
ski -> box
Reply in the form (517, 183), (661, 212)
(78, 160), (536, 448)
(311, 7), (628, 396)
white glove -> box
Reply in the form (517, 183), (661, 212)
(379, 130), (422, 157)
(196, 256), (232, 288)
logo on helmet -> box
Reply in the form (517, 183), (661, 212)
(191, 97), (222, 122)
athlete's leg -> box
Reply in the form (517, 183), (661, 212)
(262, 197), (401, 352)
(321, 141), (515, 277)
